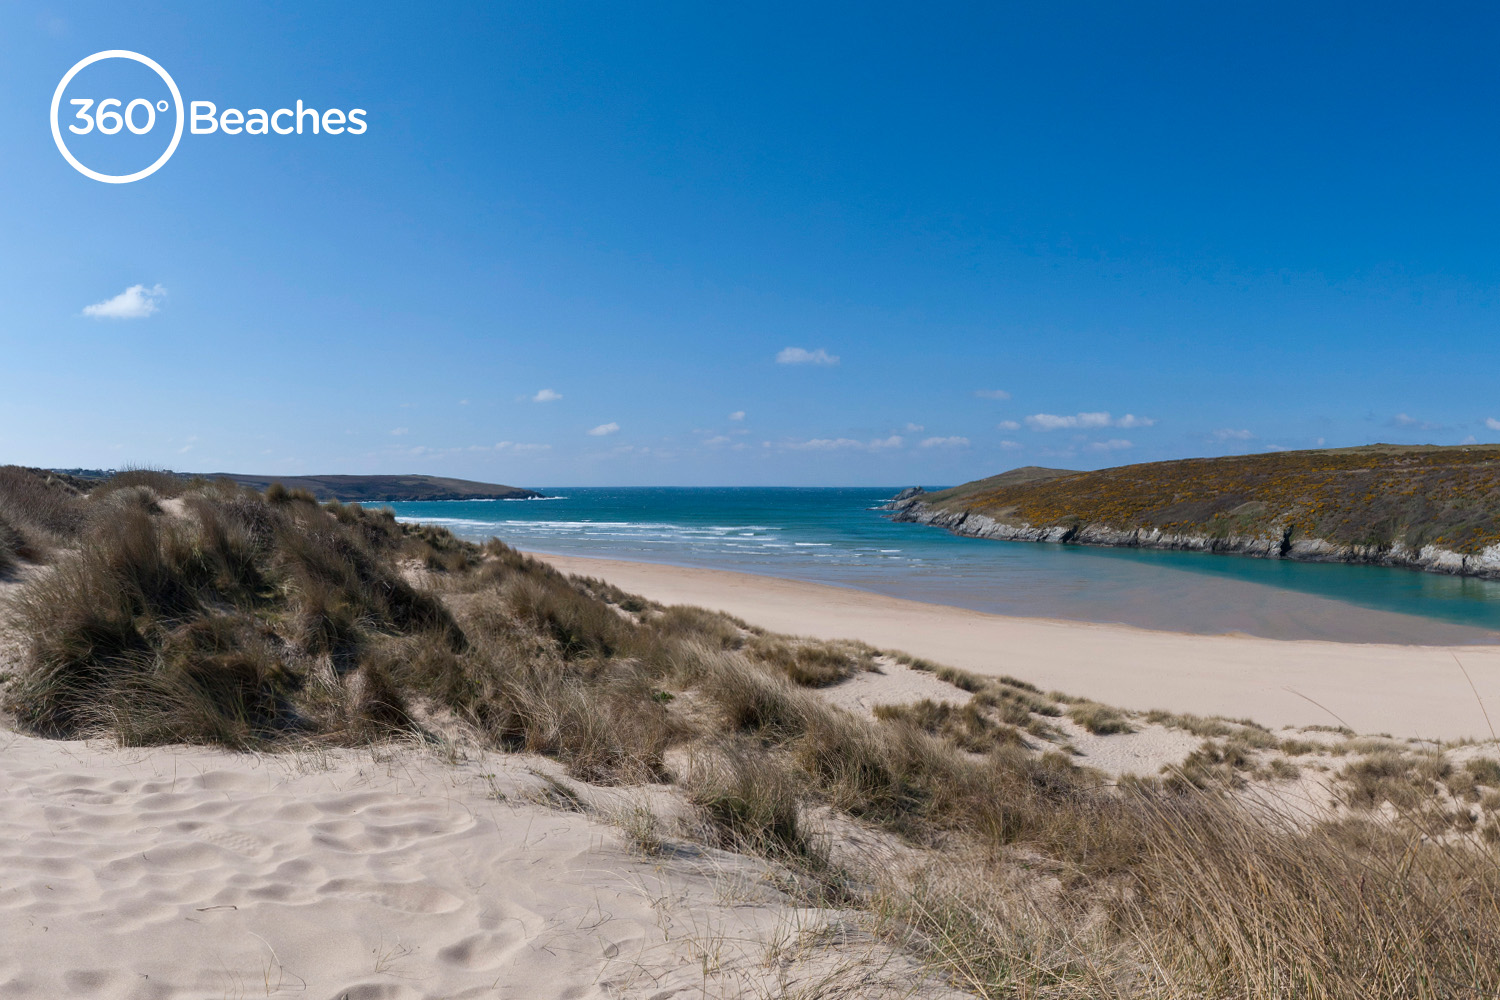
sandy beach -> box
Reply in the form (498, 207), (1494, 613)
(532, 552), (1500, 741)
(0, 732), (948, 1000)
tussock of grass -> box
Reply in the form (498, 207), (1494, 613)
(1066, 700), (1134, 735)
(747, 635), (874, 687)
(0, 465), (86, 564)
(873, 699), (1026, 753)
(688, 748), (813, 859)
(1466, 756), (1500, 785)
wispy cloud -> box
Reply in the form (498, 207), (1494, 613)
(83, 283), (166, 319)
(776, 347), (839, 366)
(1390, 413), (1445, 431)
(785, 437), (863, 450)
(997, 420), (1020, 431)
(1213, 428), (1254, 441)
(703, 435), (731, 446)
(920, 436), (970, 448)
(1088, 439), (1133, 451)
(728, 410), (746, 421)
(532, 388), (563, 403)
(999, 440), (1022, 450)
(390, 427), (409, 436)
(905, 422), (925, 433)
(1487, 417), (1500, 431)
(1026, 412), (1110, 430)
(1025, 411), (1154, 431)
(974, 389), (1011, 400)
(587, 422), (620, 436)
(1114, 414), (1155, 429)
(782, 434), (906, 451)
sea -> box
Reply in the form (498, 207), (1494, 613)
(381, 487), (1500, 645)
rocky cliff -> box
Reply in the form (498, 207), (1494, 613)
(884, 445), (1500, 581)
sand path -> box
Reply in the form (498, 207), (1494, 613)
(534, 553), (1500, 741)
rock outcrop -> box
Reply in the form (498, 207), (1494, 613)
(883, 490), (1500, 581)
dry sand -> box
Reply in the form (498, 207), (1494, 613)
(0, 730), (952, 1000)
(533, 553), (1500, 742)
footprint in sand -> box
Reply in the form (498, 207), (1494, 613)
(317, 877), (463, 914)
(436, 926), (529, 971)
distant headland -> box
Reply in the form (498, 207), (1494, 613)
(886, 444), (1500, 580)
(50, 469), (543, 502)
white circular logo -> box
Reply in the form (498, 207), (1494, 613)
(50, 50), (184, 184)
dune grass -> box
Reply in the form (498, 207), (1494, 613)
(4, 473), (1500, 997)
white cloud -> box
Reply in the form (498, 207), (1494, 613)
(1088, 439), (1133, 451)
(729, 410), (746, 421)
(1114, 414), (1156, 429)
(997, 420), (1020, 431)
(1025, 411), (1153, 431)
(1486, 417), (1500, 431)
(703, 435), (731, 446)
(999, 440), (1022, 450)
(905, 423), (925, 433)
(974, 389), (1011, 400)
(390, 427), (409, 436)
(920, 436), (970, 448)
(780, 434), (908, 451)
(1213, 428), (1254, 441)
(1462, 435), (1478, 444)
(1026, 412), (1111, 430)
(83, 283), (166, 319)
(786, 437), (863, 450)
(1390, 412), (1447, 431)
(532, 388), (563, 403)
(587, 422), (620, 436)
(776, 347), (839, 366)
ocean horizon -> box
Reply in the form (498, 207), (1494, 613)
(383, 487), (1500, 645)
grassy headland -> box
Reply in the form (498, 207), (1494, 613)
(4, 465), (1500, 996)
(889, 444), (1500, 579)
(54, 468), (541, 501)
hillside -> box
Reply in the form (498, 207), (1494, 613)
(887, 444), (1500, 579)
(203, 472), (542, 501)
(57, 469), (541, 501)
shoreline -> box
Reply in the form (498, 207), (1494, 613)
(528, 550), (1500, 741)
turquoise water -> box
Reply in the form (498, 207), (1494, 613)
(383, 488), (1500, 645)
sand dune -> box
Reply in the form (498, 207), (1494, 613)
(533, 553), (1500, 741)
(0, 731), (945, 1000)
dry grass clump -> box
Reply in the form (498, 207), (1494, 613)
(1066, 701), (1133, 735)
(87, 467), (188, 501)
(873, 699), (1026, 753)
(747, 635), (875, 687)
(0, 466), (86, 566)
(687, 747), (815, 860)
(2, 484), (449, 747)
(1339, 751), (1446, 813)
(1465, 756), (1500, 785)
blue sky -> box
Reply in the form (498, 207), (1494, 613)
(4, 2), (1500, 486)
